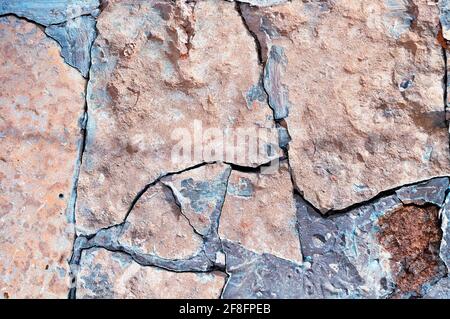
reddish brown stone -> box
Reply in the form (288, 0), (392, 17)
(241, 0), (450, 212)
(118, 183), (203, 259)
(76, 0), (280, 235)
(219, 163), (302, 263)
(0, 16), (85, 298)
(377, 205), (444, 296)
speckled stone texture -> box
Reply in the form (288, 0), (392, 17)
(1, 0), (450, 300)
(75, 0), (280, 235)
(241, 0), (450, 212)
(0, 16), (85, 298)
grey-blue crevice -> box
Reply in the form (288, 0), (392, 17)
(69, 224), (215, 274)
(395, 177), (449, 207)
(221, 178), (450, 299)
(424, 277), (450, 299)
(264, 45), (290, 120)
(277, 125), (291, 149)
(45, 15), (96, 77)
(0, 0), (99, 26)
(0, 0), (99, 77)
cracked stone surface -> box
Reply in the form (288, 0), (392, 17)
(162, 163), (231, 236)
(0, 16), (85, 298)
(242, 0), (450, 212)
(2, 0), (450, 300)
(77, 248), (226, 299)
(223, 182), (448, 299)
(0, 0), (100, 26)
(118, 182), (203, 260)
(45, 15), (97, 77)
(219, 162), (302, 263)
(75, 0), (281, 235)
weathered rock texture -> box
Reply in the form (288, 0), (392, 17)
(0, 0), (99, 26)
(222, 179), (449, 299)
(219, 163), (302, 263)
(241, 0), (450, 212)
(76, 0), (280, 235)
(119, 182), (204, 259)
(45, 15), (97, 77)
(77, 248), (226, 299)
(0, 0), (99, 77)
(162, 163), (231, 236)
(1, 0), (450, 300)
(0, 16), (85, 298)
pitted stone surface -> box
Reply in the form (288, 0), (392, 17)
(219, 163), (302, 263)
(0, 16), (85, 298)
(76, 0), (281, 235)
(296, 194), (446, 298)
(118, 183), (203, 260)
(77, 248), (226, 299)
(241, 0), (450, 212)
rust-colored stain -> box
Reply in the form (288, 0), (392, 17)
(437, 25), (448, 49)
(377, 205), (444, 297)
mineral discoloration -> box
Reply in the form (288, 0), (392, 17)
(162, 163), (231, 236)
(45, 15), (97, 77)
(2, 0), (450, 300)
(377, 205), (446, 297)
(77, 248), (226, 299)
(0, 16), (85, 298)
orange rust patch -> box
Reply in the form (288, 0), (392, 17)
(437, 26), (448, 49)
(377, 205), (444, 297)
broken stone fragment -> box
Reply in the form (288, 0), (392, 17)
(219, 163), (302, 263)
(77, 248), (226, 299)
(0, 16), (86, 298)
(297, 196), (402, 298)
(45, 15), (97, 77)
(395, 177), (449, 207)
(297, 190), (447, 298)
(242, 0), (450, 212)
(162, 163), (231, 236)
(222, 241), (305, 299)
(118, 183), (203, 260)
(0, 0), (100, 26)
(76, 0), (281, 235)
